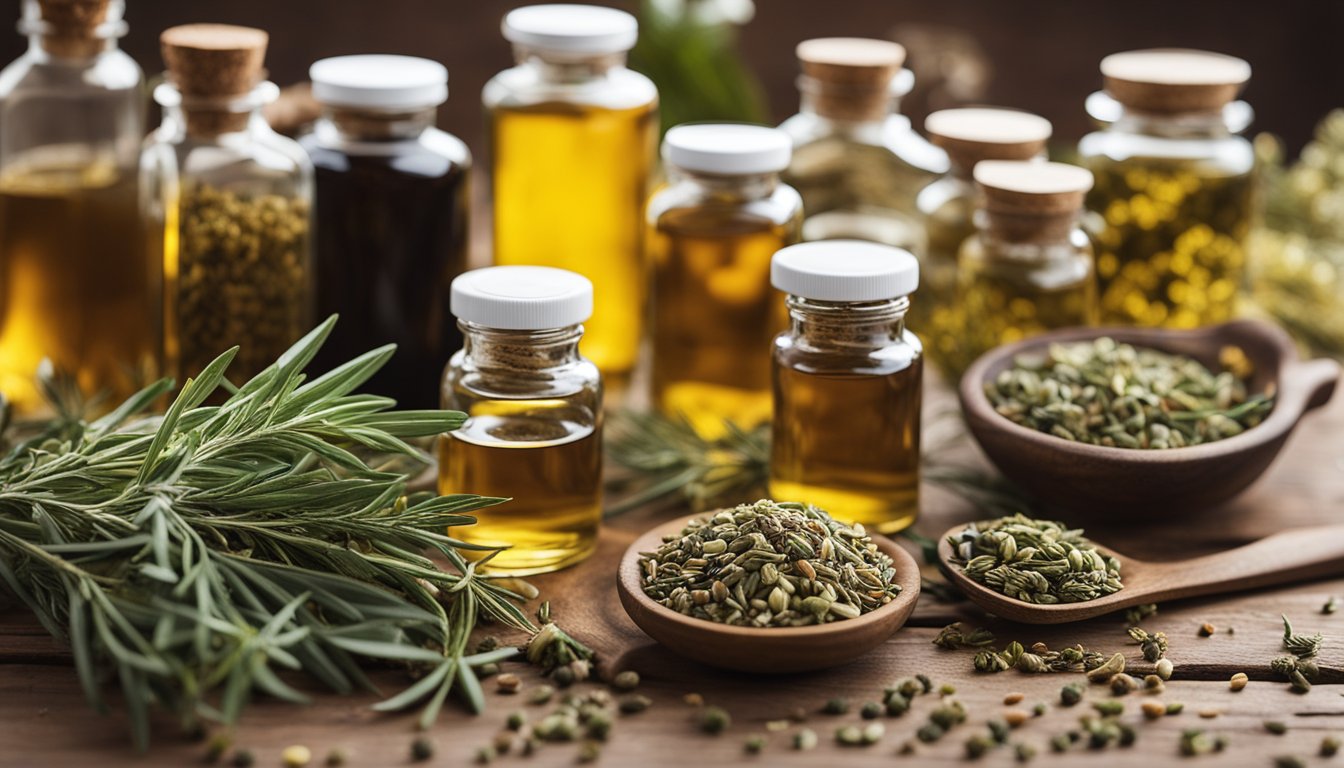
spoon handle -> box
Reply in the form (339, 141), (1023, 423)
(1142, 525), (1344, 601)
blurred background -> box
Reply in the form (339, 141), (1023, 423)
(4, 0), (1339, 155)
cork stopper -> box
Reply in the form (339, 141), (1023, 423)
(161, 24), (269, 135)
(797, 37), (905, 122)
(974, 161), (1093, 244)
(34, 0), (114, 58)
(1101, 49), (1250, 114)
(925, 108), (1053, 177)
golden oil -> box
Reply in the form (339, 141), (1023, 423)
(487, 69), (657, 389)
(0, 157), (156, 414)
(438, 402), (601, 575)
(1084, 159), (1253, 327)
(768, 242), (923, 534)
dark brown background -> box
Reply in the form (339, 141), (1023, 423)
(7, 1), (1340, 154)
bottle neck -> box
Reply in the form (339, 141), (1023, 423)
(666, 166), (780, 202)
(461, 322), (584, 372)
(156, 81), (279, 139)
(1087, 92), (1249, 140)
(319, 106), (436, 142)
(513, 46), (627, 84)
(977, 209), (1084, 255)
(787, 296), (910, 351)
(21, 0), (126, 60)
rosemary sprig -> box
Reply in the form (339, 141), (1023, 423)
(0, 317), (535, 747)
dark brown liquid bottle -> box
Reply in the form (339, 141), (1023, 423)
(300, 55), (470, 407)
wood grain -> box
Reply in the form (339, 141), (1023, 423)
(1, 376), (1342, 766)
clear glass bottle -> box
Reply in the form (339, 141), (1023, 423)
(1078, 49), (1255, 328)
(916, 108), (1051, 376)
(300, 55), (470, 408)
(141, 24), (313, 386)
(485, 4), (658, 394)
(779, 37), (947, 251)
(769, 241), (923, 534)
(0, 0), (154, 415)
(438, 266), (602, 575)
(957, 161), (1098, 372)
(647, 123), (802, 437)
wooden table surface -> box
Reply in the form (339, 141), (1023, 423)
(2, 379), (1342, 767)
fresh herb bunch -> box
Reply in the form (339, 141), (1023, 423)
(0, 318), (534, 747)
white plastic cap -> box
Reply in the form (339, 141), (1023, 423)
(662, 123), (792, 175)
(451, 266), (593, 330)
(771, 241), (919, 301)
(502, 4), (638, 55)
(310, 55), (449, 110)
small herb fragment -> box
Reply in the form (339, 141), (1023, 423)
(701, 706), (731, 734)
(933, 621), (997, 650)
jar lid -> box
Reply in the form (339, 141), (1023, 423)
(662, 123), (792, 175)
(1101, 49), (1251, 113)
(310, 55), (448, 110)
(502, 4), (638, 55)
(925, 108), (1052, 169)
(973, 160), (1093, 215)
(771, 240), (919, 301)
(796, 37), (905, 86)
(161, 23), (268, 99)
(451, 266), (593, 330)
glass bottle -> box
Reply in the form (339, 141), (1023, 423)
(647, 123), (802, 437)
(779, 37), (947, 251)
(485, 4), (658, 394)
(141, 24), (313, 386)
(1078, 48), (1255, 328)
(0, 0), (154, 415)
(769, 241), (923, 534)
(438, 266), (602, 575)
(300, 55), (470, 408)
(957, 161), (1098, 372)
(917, 108), (1051, 377)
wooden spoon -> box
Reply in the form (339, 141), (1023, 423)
(937, 523), (1344, 624)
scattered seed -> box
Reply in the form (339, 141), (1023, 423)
(528, 685), (555, 705)
(1014, 742), (1038, 762)
(493, 731), (515, 754)
(1325, 596), (1340, 615)
(744, 735), (766, 754)
(898, 740), (916, 755)
(324, 748), (347, 767)
(916, 723), (945, 743)
(916, 674), (934, 694)
(766, 720), (789, 732)
(282, 745), (312, 768)
(701, 706), (731, 734)
(1155, 658), (1174, 680)
(1274, 756), (1306, 768)
(410, 738), (433, 762)
(1086, 653), (1125, 683)
(479, 662), (501, 677)
(1198, 709), (1220, 719)
(862, 723), (884, 745)
(1004, 692), (1025, 705)
(860, 701), (883, 720)
(1143, 674), (1165, 693)
(1005, 709), (1030, 728)
(1050, 734), (1072, 753)
(1265, 721), (1288, 735)
(988, 719), (1010, 744)
(1110, 673), (1138, 695)
(577, 741), (601, 763)
(821, 698), (849, 715)
(1092, 700), (1124, 716)
(204, 734), (231, 764)
(792, 729), (818, 751)
(1166, 702), (1184, 715)
(684, 692), (704, 707)
(496, 672), (521, 693)
(1229, 672), (1249, 691)
(230, 751), (254, 768)
(1060, 683), (1084, 706)
(1141, 701), (1167, 719)
(619, 695), (652, 715)
(966, 734), (994, 759)
(1321, 735), (1341, 757)
(612, 671), (640, 691)
(1032, 702), (1048, 717)
(788, 706), (808, 722)
(1198, 622), (1216, 637)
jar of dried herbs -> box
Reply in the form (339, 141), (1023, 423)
(141, 24), (313, 385)
(957, 161), (1098, 375)
(1078, 49), (1255, 329)
(917, 108), (1052, 378)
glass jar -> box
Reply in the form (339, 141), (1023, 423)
(438, 266), (602, 575)
(300, 55), (469, 408)
(0, 0), (154, 415)
(142, 24), (313, 385)
(779, 37), (946, 251)
(916, 108), (1051, 377)
(647, 123), (802, 437)
(484, 4), (658, 394)
(1078, 49), (1255, 328)
(957, 161), (1099, 373)
(769, 241), (923, 534)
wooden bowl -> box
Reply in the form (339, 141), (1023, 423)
(616, 513), (921, 673)
(959, 319), (1339, 517)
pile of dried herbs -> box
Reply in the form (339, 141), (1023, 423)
(0, 318), (538, 747)
(947, 514), (1123, 604)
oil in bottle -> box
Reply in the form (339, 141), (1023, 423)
(647, 123), (801, 436)
(438, 266), (602, 575)
(769, 241), (923, 534)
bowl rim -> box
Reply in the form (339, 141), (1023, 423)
(617, 511), (922, 641)
(958, 319), (1300, 464)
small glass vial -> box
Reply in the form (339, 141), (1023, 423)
(485, 4), (658, 393)
(917, 108), (1052, 376)
(647, 123), (802, 436)
(779, 38), (947, 251)
(0, 0), (155, 415)
(769, 241), (923, 534)
(438, 266), (602, 575)
(957, 161), (1098, 371)
(301, 55), (470, 408)
(1078, 49), (1255, 328)
(142, 24), (313, 384)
